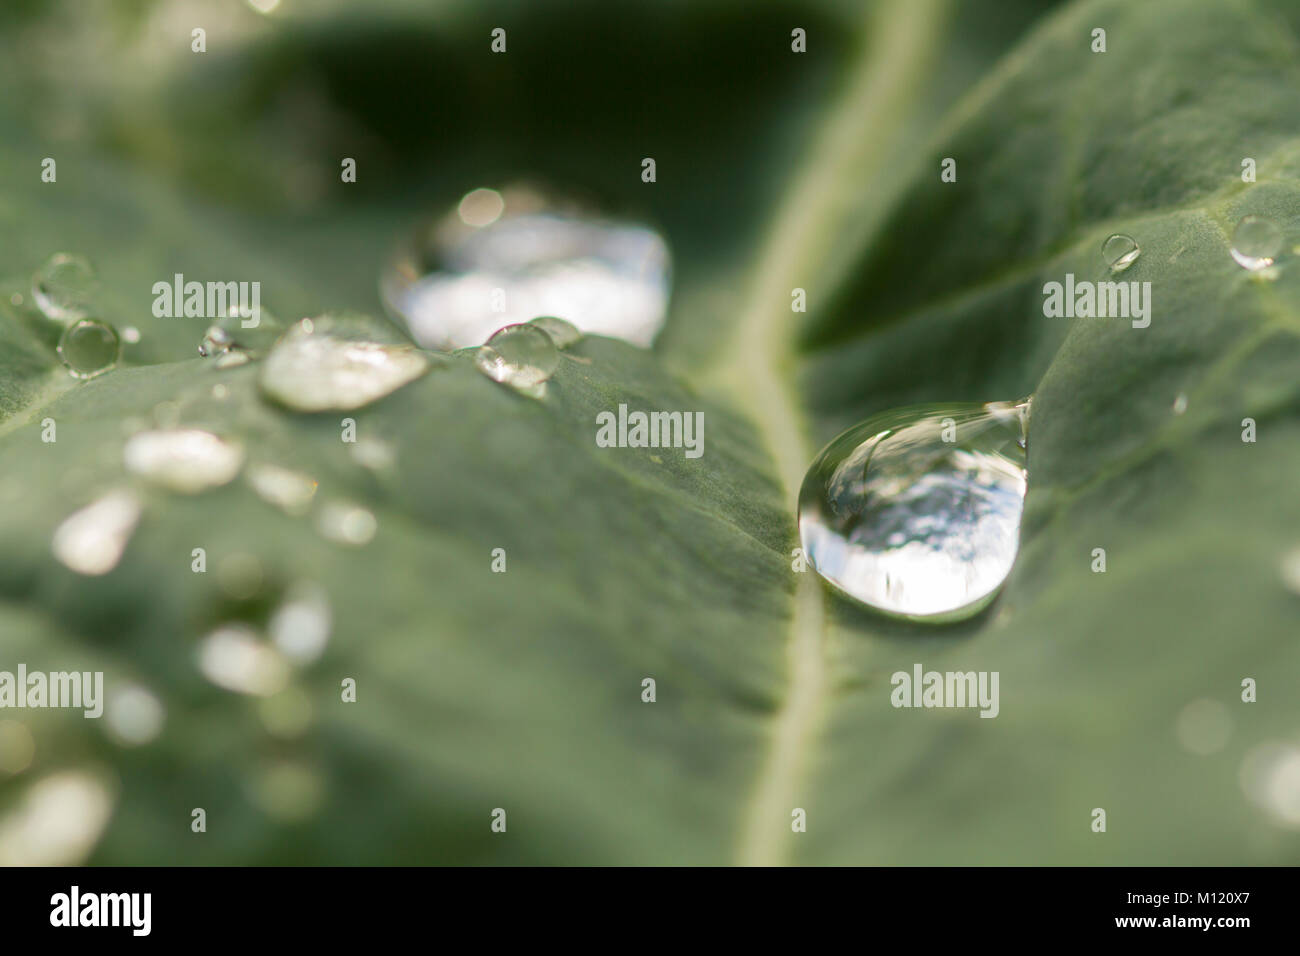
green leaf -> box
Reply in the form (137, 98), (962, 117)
(1, 0), (1296, 865)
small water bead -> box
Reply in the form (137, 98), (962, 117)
(1230, 215), (1283, 271)
(315, 500), (377, 546)
(52, 489), (142, 576)
(123, 429), (244, 493)
(797, 398), (1031, 621)
(269, 582), (332, 664)
(246, 462), (318, 515)
(259, 314), (431, 412)
(32, 253), (97, 321)
(198, 307), (284, 358)
(104, 685), (165, 747)
(381, 184), (671, 349)
(1101, 233), (1140, 272)
(475, 323), (559, 392)
(1172, 393), (1189, 415)
(197, 625), (290, 697)
(57, 319), (120, 379)
(528, 315), (583, 348)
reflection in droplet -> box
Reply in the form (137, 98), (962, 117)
(1230, 215), (1283, 271)
(474, 323), (560, 395)
(57, 319), (120, 379)
(0, 770), (114, 865)
(798, 399), (1030, 621)
(270, 582), (331, 663)
(1102, 234), (1140, 273)
(529, 315), (583, 348)
(259, 316), (430, 412)
(382, 184), (671, 349)
(1175, 699), (1231, 755)
(197, 625), (290, 697)
(0, 721), (35, 775)
(123, 429), (244, 494)
(458, 187), (505, 227)
(32, 253), (97, 321)
(1240, 741), (1300, 829)
(316, 500), (377, 546)
(52, 489), (141, 576)
(105, 685), (165, 747)
(246, 462), (318, 515)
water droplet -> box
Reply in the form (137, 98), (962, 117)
(246, 462), (318, 515)
(315, 500), (377, 546)
(121, 326), (141, 344)
(350, 436), (396, 471)
(798, 399), (1030, 621)
(1230, 215), (1283, 271)
(259, 315), (430, 411)
(474, 323), (559, 393)
(198, 307), (284, 358)
(1101, 233), (1140, 272)
(258, 687), (314, 739)
(529, 315), (583, 348)
(0, 770), (114, 865)
(1172, 393), (1188, 415)
(197, 625), (290, 697)
(1175, 698), (1231, 755)
(123, 429), (244, 493)
(104, 685), (165, 747)
(1240, 741), (1300, 829)
(0, 721), (35, 775)
(381, 184), (671, 348)
(31, 253), (97, 321)
(52, 489), (141, 576)
(57, 319), (120, 379)
(270, 582), (331, 663)
(214, 350), (252, 369)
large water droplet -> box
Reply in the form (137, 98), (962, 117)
(123, 429), (244, 493)
(57, 319), (120, 379)
(528, 315), (583, 348)
(259, 314), (431, 411)
(1101, 233), (1140, 272)
(52, 489), (142, 576)
(1230, 215), (1283, 271)
(32, 253), (97, 321)
(474, 323), (559, 393)
(797, 399), (1030, 621)
(381, 184), (671, 348)
(0, 770), (114, 866)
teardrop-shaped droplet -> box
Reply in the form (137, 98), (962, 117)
(57, 319), (120, 379)
(528, 315), (583, 348)
(1230, 215), (1283, 271)
(199, 307), (284, 358)
(52, 489), (142, 576)
(32, 253), (97, 321)
(123, 429), (244, 493)
(474, 323), (559, 392)
(1101, 233), (1140, 272)
(797, 398), (1031, 622)
(381, 184), (670, 349)
(259, 314), (431, 412)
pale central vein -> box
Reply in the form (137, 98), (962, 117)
(725, 0), (949, 867)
